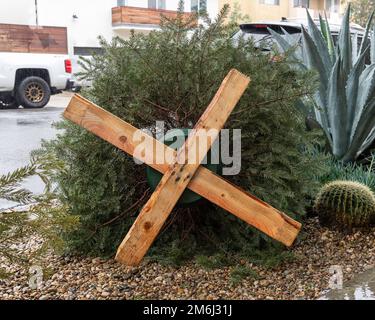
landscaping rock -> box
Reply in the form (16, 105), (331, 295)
(1, 218), (374, 300)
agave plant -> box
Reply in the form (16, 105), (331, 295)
(270, 5), (375, 162)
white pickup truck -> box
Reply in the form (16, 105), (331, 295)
(0, 52), (73, 109)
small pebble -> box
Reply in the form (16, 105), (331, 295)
(0, 218), (374, 300)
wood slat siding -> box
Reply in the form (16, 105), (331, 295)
(112, 6), (196, 26)
(0, 23), (68, 54)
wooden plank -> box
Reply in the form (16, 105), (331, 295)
(0, 23), (67, 54)
(114, 69), (250, 265)
(63, 94), (301, 252)
(113, 6), (196, 26)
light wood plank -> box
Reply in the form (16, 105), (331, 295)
(114, 69), (250, 265)
(63, 91), (301, 254)
(0, 23), (67, 54)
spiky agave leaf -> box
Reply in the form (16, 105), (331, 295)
(269, 4), (375, 161)
(357, 10), (375, 63)
(356, 64), (375, 116)
(281, 27), (303, 61)
(306, 9), (332, 71)
(346, 46), (369, 127)
(321, 12), (336, 60)
(267, 27), (293, 51)
(300, 26), (331, 133)
(267, 27), (303, 63)
(282, 27), (302, 46)
(359, 128), (375, 155)
(344, 63), (375, 161)
(327, 57), (349, 159)
(352, 32), (359, 62)
(346, 97), (375, 161)
(301, 26), (329, 86)
(338, 5), (352, 77)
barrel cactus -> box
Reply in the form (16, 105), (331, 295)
(314, 180), (375, 229)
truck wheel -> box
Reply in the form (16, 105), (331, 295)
(0, 95), (19, 109)
(16, 76), (51, 109)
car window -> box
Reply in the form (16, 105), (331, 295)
(236, 24), (370, 61)
(240, 24), (301, 35)
(238, 24), (301, 50)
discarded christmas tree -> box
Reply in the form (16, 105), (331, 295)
(39, 5), (327, 261)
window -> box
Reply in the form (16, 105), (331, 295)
(325, 0), (340, 13)
(73, 47), (104, 56)
(191, 0), (207, 12)
(159, 0), (166, 9)
(148, 0), (156, 9)
(293, 0), (309, 7)
(148, 0), (166, 10)
(259, 0), (280, 5)
(117, 0), (126, 6)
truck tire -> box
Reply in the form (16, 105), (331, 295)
(16, 76), (51, 109)
(0, 95), (19, 109)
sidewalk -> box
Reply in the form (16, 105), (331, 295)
(320, 267), (375, 300)
(48, 91), (74, 108)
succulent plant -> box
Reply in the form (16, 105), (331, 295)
(270, 5), (375, 162)
(314, 180), (375, 229)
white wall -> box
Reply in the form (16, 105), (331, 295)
(37, 0), (117, 55)
(0, 0), (36, 25)
(124, 0), (218, 15)
(0, 0), (219, 56)
(0, 0), (116, 55)
(207, 0), (219, 20)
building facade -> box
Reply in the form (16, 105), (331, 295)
(0, 0), (351, 61)
(220, 0), (349, 23)
(0, 0), (219, 58)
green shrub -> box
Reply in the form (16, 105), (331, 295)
(239, 245), (296, 269)
(195, 253), (232, 269)
(314, 180), (375, 229)
(0, 154), (78, 277)
(230, 265), (259, 286)
(38, 5), (328, 260)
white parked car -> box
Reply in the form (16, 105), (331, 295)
(234, 18), (366, 51)
(0, 52), (73, 109)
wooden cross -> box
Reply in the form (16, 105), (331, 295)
(63, 69), (302, 266)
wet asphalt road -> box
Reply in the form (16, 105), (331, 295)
(0, 93), (72, 209)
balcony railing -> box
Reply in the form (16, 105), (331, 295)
(112, 6), (196, 27)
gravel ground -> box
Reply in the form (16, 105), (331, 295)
(1, 217), (374, 300)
